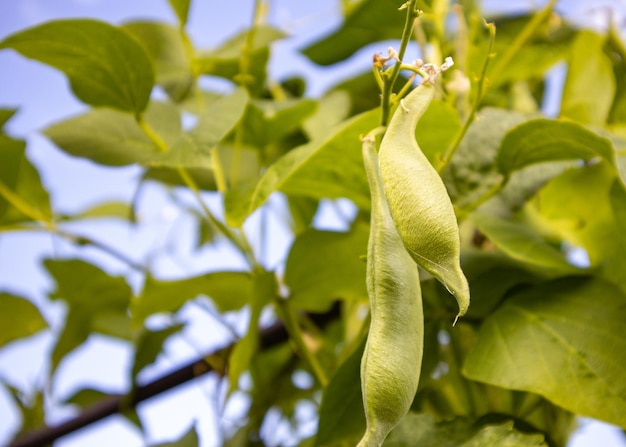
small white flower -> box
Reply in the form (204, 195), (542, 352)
(446, 70), (471, 93)
(421, 56), (455, 84)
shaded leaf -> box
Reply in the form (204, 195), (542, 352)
(5, 385), (45, 440)
(0, 108), (17, 127)
(67, 201), (133, 221)
(132, 323), (185, 379)
(315, 339), (366, 447)
(561, 30), (615, 125)
(0, 19), (154, 113)
(303, 91), (351, 141)
(225, 109), (378, 227)
(471, 213), (583, 275)
(416, 99), (461, 166)
(464, 277), (626, 428)
(44, 258), (132, 372)
(122, 21), (193, 102)
(167, 0), (192, 26)
(64, 387), (112, 407)
(152, 425), (199, 447)
(496, 119), (616, 175)
(0, 292), (48, 348)
(132, 271), (253, 324)
(285, 222), (368, 312)
(385, 413), (547, 446)
(302, 0), (404, 65)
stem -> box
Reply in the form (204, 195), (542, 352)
(275, 298), (329, 387)
(137, 116), (168, 153)
(438, 20), (495, 173)
(380, 1), (421, 126)
(0, 179), (52, 229)
(456, 176), (508, 221)
(488, 0), (558, 85)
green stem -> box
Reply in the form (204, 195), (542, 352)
(0, 179), (52, 229)
(276, 298), (329, 387)
(137, 115), (168, 153)
(380, 0), (421, 126)
(488, 0), (558, 84)
(438, 20), (495, 173)
(456, 176), (507, 221)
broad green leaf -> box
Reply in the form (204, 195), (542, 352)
(0, 108), (17, 127)
(195, 26), (284, 95)
(227, 271), (276, 396)
(303, 91), (351, 141)
(132, 271), (253, 324)
(225, 109), (378, 227)
(240, 98), (317, 149)
(122, 22), (193, 102)
(152, 426), (199, 447)
(561, 30), (615, 125)
(0, 293), (48, 348)
(533, 162), (626, 289)
(44, 101), (180, 166)
(287, 196), (319, 235)
(443, 108), (526, 209)
(44, 258), (132, 372)
(0, 134), (52, 225)
(285, 222), (368, 312)
(167, 0), (192, 26)
(132, 324), (184, 379)
(328, 71), (390, 115)
(464, 277), (626, 428)
(496, 119), (616, 175)
(0, 19), (155, 114)
(315, 339), (365, 447)
(5, 385), (45, 440)
(68, 201), (133, 221)
(385, 413), (547, 446)
(302, 0), (404, 65)
(64, 387), (111, 407)
(416, 100), (461, 166)
(471, 213), (583, 275)
(189, 87), (248, 148)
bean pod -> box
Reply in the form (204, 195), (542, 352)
(357, 136), (424, 447)
(378, 83), (470, 317)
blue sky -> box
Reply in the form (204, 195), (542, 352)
(1, 1), (626, 446)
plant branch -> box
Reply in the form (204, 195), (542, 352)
(9, 303), (341, 447)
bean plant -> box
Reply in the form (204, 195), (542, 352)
(1, 0), (626, 446)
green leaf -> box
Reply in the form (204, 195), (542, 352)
(152, 425), (199, 447)
(132, 271), (253, 324)
(44, 101), (180, 166)
(132, 323), (184, 379)
(227, 271), (276, 396)
(122, 21), (193, 102)
(443, 108), (526, 209)
(225, 109), (378, 227)
(189, 87), (248, 147)
(303, 91), (351, 141)
(64, 387), (112, 407)
(561, 30), (615, 125)
(167, 0), (192, 26)
(302, 0), (404, 65)
(195, 26), (284, 95)
(415, 100), (461, 166)
(0, 19), (155, 114)
(0, 292), (48, 348)
(0, 134), (52, 225)
(463, 277), (626, 428)
(496, 119), (616, 175)
(5, 385), (45, 440)
(68, 201), (133, 221)
(385, 413), (547, 446)
(471, 213), (583, 275)
(315, 339), (366, 447)
(533, 162), (626, 290)
(285, 222), (368, 312)
(44, 259), (132, 372)
(0, 108), (17, 127)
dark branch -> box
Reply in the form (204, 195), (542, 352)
(9, 303), (341, 447)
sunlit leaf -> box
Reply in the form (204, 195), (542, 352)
(416, 99), (461, 166)
(303, 91), (351, 141)
(225, 109), (378, 227)
(561, 30), (615, 125)
(0, 108), (17, 127)
(496, 119), (616, 175)
(132, 271), (253, 324)
(471, 213), (583, 275)
(0, 19), (154, 113)
(464, 277), (626, 428)
(68, 201), (133, 221)
(285, 222), (368, 312)
(0, 293), (47, 348)
(44, 258), (132, 372)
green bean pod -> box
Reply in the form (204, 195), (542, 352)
(378, 83), (470, 317)
(357, 137), (424, 447)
